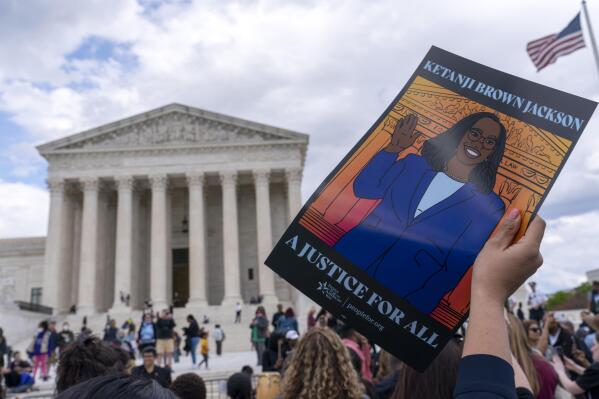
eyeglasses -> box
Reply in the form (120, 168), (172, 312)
(467, 128), (497, 149)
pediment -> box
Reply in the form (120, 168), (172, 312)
(38, 104), (307, 154)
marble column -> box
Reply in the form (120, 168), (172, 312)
(286, 168), (311, 326)
(286, 168), (303, 222)
(42, 179), (67, 313)
(220, 171), (242, 305)
(110, 176), (135, 312)
(186, 173), (208, 308)
(253, 169), (277, 304)
(150, 174), (169, 310)
(77, 178), (100, 314)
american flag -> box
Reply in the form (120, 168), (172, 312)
(527, 13), (586, 71)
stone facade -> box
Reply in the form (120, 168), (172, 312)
(0, 103), (308, 315)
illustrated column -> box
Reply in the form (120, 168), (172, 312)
(220, 170), (242, 306)
(42, 179), (67, 313)
(77, 177), (100, 314)
(150, 174), (169, 310)
(186, 172), (208, 308)
(286, 168), (303, 222)
(253, 169), (277, 305)
(110, 176), (135, 313)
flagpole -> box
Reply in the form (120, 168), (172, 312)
(582, 0), (599, 77)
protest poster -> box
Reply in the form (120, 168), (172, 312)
(265, 46), (597, 371)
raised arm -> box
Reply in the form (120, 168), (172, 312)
(454, 210), (546, 398)
(353, 114), (420, 199)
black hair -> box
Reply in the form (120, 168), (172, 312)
(186, 314), (195, 322)
(241, 365), (254, 375)
(56, 337), (129, 393)
(336, 322), (355, 339)
(227, 371), (252, 399)
(421, 112), (507, 194)
(170, 373), (207, 399)
(39, 320), (49, 330)
(142, 347), (157, 357)
(56, 374), (178, 399)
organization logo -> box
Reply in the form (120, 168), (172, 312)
(316, 281), (342, 303)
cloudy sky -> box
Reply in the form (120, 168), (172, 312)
(0, 0), (598, 293)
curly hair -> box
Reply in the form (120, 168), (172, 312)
(170, 373), (207, 399)
(281, 328), (364, 399)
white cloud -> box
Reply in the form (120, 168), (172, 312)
(535, 211), (599, 293)
(0, 180), (48, 238)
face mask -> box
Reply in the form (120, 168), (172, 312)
(63, 326), (69, 331)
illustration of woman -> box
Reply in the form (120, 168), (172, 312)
(334, 112), (507, 313)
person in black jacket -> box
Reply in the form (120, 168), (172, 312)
(155, 310), (176, 368)
(131, 347), (172, 388)
(184, 315), (201, 366)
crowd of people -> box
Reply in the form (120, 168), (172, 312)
(0, 212), (598, 398)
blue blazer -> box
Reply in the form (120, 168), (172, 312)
(334, 151), (504, 313)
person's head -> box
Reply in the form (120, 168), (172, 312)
(421, 112), (506, 194)
(39, 320), (49, 331)
(285, 307), (295, 318)
(110, 319), (116, 328)
(13, 351), (21, 361)
(507, 314), (539, 396)
(256, 306), (266, 316)
(285, 330), (300, 348)
(227, 368), (253, 399)
(308, 306), (316, 315)
(49, 320), (57, 331)
(142, 347), (157, 369)
(277, 304), (283, 312)
(560, 320), (575, 335)
(282, 327), (364, 399)
(529, 281), (537, 292)
(593, 281), (599, 291)
(547, 313), (560, 335)
(143, 314), (152, 323)
(522, 320), (542, 346)
(518, 302), (522, 309)
(161, 309), (170, 319)
(56, 374), (179, 399)
(63, 322), (70, 331)
(338, 324), (359, 342)
(56, 337), (129, 393)
(215, 324), (221, 329)
(186, 314), (195, 323)
(201, 331), (209, 339)
(170, 373), (206, 399)
(391, 338), (462, 399)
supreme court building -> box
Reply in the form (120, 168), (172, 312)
(0, 104), (308, 314)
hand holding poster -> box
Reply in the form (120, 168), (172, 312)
(265, 46), (597, 370)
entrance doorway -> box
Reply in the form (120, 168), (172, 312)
(172, 248), (189, 307)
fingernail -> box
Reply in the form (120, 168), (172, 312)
(508, 208), (520, 220)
